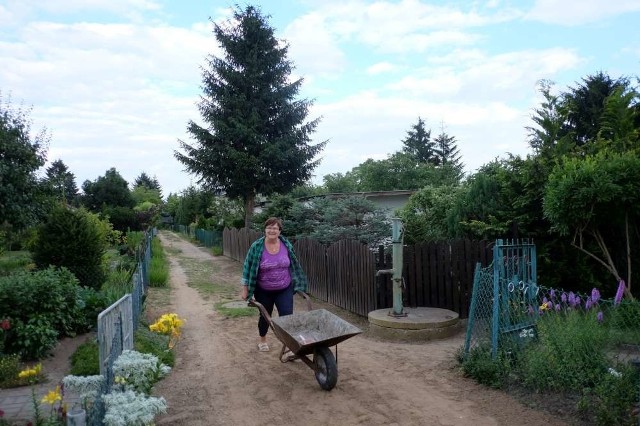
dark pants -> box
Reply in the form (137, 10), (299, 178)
(254, 284), (294, 337)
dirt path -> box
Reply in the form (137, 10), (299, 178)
(150, 231), (570, 426)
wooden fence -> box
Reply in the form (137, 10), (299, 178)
(222, 227), (492, 318)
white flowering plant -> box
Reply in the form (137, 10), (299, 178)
(103, 390), (167, 426)
(60, 350), (171, 425)
(112, 350), (171, 395)
(62, 374), (104, 413)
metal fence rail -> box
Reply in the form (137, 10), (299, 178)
(464, 239), (640, 424)
(92, 229), (153, 424)
(173, 224), (222, 248)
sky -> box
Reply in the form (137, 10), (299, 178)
(1, 0), (639, 197)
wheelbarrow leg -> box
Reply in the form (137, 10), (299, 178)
(313, 346), (338, 391)
(279, 344), (296, 363)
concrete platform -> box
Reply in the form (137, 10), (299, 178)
(367, 307), (462, 342)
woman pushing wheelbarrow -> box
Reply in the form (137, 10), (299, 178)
(241, 217), (361, 390)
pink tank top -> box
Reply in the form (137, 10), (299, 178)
(257, 241), (291, 290)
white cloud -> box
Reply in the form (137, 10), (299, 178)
(0, 16), (215, 195)
(303, 0), (521, 54)
(367, 62), (400, 75)
(308, 89), (531, 183)
(382, 47), (583, 107)
(283, 12), (347, 76)
(526, 0), (640, 25)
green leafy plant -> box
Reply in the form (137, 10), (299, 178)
(460, 345), (509, 389)
(69, 340), (100, 376)
(588, 363), (639, 426)
(0, 267), (99, 359)
(10, 315), (58, 360)
(519, 309), (608, 391)
(0, 354), (21, 388)
(32, 204), (107, 290)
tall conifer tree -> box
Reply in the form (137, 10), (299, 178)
(175, 5), (325, 226)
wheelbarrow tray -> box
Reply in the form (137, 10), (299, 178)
(271, 309), (362, 357)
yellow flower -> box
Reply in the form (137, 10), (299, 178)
(150, 313), (185, 336)
(114, 376), (127, 385)
(150, 313), (185, 349)
(18, 364), (42, 379)
(41, 385), (62, 405)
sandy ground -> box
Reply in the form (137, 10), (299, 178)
(148, 231), (571, 426)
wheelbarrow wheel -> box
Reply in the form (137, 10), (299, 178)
(313, 346), (337, 391)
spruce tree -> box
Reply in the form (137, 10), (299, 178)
(175, 5), (326, 226)
(401, 117), (436, 164)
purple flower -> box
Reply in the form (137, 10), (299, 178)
(549, 289), (556, 300)
(585, 298), (592, 310)
(614, 280), (625, 306)
(575, 296), (581, 308)
(568, 292), (576, 307)
(561, 292), (567, 303)
(591, 288), (600, 305)
(597, 311), (603, 322)
(555, 303), (561, 312)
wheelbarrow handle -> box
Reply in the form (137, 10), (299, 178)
(248, 298), (273, 325)
(247, 291), (313, 325)
(296, 291), (313, 312)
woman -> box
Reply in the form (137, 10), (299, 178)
(241, 217), (308, 354)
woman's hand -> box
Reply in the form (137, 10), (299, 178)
(240, 285), (249, 300)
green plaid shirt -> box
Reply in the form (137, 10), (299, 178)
(241, 236), (308, 300)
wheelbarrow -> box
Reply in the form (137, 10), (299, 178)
(249, 292), (362, 391)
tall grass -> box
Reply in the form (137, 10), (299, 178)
(0, 250), (34, 276)
(149, 238), (169, 287)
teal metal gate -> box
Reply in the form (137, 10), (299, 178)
(464, 239), (538, 358)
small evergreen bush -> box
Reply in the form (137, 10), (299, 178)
(32, 204), (107, 290)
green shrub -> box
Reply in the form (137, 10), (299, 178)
(0, 354), (21, 386)
(460, 345), (509, 389)
(10, 315), (58, 360)
(211, 246), (223, 256)
(0, 267), (100, 359)
(32, 204), (107, 290)
(577, 362), (640, 426)
(102, 206), (138, 232)
(76, 286), (109, 331)
(69, 340), (100, 376)
(519, 309), (609, 391)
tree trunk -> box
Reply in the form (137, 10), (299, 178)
(244, 193), (255, 228)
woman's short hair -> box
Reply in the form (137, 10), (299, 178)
(264, 217), (283, 230)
